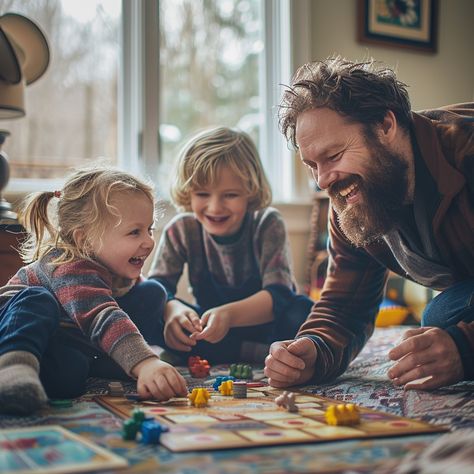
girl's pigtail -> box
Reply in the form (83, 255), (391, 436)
(18, 191), (58, 262)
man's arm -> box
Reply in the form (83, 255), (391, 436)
(296, 208), (388, 384)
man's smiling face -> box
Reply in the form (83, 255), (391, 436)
(296, 107), (409, 247)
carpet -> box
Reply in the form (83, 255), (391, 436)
(1, 326), (473, 473)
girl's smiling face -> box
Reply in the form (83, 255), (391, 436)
(92, 191), (155, 279)
(190, 165), (249, 237)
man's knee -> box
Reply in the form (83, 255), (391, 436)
(422, 280), (474, 328)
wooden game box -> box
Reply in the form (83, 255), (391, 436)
(96, 385), (447, 452)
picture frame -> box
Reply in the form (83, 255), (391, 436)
(357, 0), (438, 53)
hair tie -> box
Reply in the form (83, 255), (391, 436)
(53, 190), (62, 198)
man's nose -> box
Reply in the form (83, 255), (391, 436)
(314, 167), (337, 190)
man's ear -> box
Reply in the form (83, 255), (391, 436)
(377, 110), (398, 145)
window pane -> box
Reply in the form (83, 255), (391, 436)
(157, 0), (263, 185)
(0, 0), (120, 179)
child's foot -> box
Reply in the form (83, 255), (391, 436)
(0, 351), (48, 415)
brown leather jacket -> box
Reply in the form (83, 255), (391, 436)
(297, 103), (474, 383)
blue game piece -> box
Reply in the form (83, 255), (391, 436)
(140, 420), (169, 444)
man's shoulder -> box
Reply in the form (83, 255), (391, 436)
(416, 103), (474, 122)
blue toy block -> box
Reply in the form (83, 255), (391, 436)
(140, 420), (169, 444)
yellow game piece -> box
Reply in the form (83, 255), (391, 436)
(188, 388), (210, 408)
(218, 380), (233, 396)
(325, 403), (360, 426)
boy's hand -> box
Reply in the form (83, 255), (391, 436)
(264, 338), (317, 387)
(132, 358), (187, 400)
(164, 302), (202, 351)
(193, 307), (232, 343)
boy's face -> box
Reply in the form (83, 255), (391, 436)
(93, 192), (155, 279)
(190, 165), (249, 237)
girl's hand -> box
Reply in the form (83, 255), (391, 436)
(193, 307), (232, 343)
(164, 302), (202, 351)
(132, 358), (187, 400)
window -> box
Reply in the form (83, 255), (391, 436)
(1, 0), (120, 183)
(2, 0), (307, 201)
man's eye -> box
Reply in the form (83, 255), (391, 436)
(329, 152), (341, 162)
(130, 229), (140, 235)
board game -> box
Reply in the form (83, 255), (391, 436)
(0, 425), (127, 473)
(96, 384), (447, 452)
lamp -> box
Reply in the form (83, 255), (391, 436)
(0, 12), (50, 223)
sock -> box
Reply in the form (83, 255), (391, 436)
(0, 351), (48, 416)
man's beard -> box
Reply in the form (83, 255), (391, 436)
(329, 137), (409, 248)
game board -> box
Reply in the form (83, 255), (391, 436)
(96, 385), (447, 452)
(0, 425), (127, 473)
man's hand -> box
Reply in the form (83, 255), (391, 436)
(164, 301), (202, 351)
(193, 307), (232, 343)
(132, 358), (188, 400)
(388, 326), (464, 390)
(264, 338), (317, 388)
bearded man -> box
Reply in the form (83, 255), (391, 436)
(265, 57), (474, 391)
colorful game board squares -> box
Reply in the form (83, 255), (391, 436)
(245, 411), (298, 421)
(162, 431), (247, 451)
(298, 407), (326, 416)
(303, 425), (365, 438)
(237, 428), (314, 443)
(165, 413), (217, 424)
(266, 418), (326, 429)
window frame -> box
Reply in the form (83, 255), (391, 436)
(7, 0), (311, 202)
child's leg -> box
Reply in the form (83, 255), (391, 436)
(0, 287), (60, 415)
(274, 294), (314, 339)
(40, 330), (93, 399)
(115, 279), (167, 347)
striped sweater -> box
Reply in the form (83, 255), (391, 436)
(0, 249), (157, 375)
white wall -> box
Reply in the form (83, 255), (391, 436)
(309, 0), (474, 109)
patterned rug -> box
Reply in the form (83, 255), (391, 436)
(1, 326), (473, 473)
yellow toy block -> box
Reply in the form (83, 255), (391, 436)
(325, 403), (360, 426)
(218, 380), (234, 396)
(188, 388), (210, 408)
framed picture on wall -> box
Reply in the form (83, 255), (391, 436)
(357, 0), (438, 53)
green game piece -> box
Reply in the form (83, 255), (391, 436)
(132, 408), (145, 423)
(48, 399), (73, 408)
(229, 363), (237, 377)
(122, 419), (139, 440)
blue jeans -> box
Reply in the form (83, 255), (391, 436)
(422, 278), (474, 379)
(0, 279), (167, 398)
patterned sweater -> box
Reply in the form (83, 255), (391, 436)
(297, 103), (474, 382)
(0, 249), (157, 375)
(149, 207), (298, 313)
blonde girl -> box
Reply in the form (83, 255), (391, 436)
(149, 127), (313, 363)
(0, 166), (187, 415)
